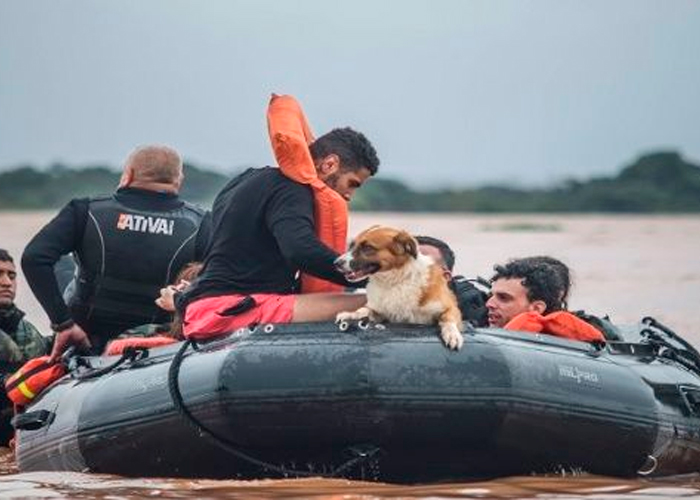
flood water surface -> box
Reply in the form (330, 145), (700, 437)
(1, 448), (699, 500)
(2, 211), (700, 498)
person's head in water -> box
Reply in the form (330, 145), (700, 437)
(515, 255), (572, 309)
(415, 236), (456, 279)
(486, 257), (569, 328)
(310, 127), (379, 202)
(118, 144), (184, 194)
(0, 249), (17, 308)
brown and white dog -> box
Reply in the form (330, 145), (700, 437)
(334, 226), (464, 350)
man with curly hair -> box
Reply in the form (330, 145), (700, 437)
(486, 257), (570, 328)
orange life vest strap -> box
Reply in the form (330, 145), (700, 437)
(4, 356), (66, 406)
(267, 94), (347, 293)
(104, 336), (178, 356)
(505, 311), (606, 343)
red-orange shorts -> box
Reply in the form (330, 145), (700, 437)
(183, 293), (296, 340)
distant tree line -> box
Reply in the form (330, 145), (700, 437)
(0, 163), (229, 209)
(352, 151), (700, 212)
(1, 151), (699, 212)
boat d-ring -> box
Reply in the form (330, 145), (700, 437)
(637, 455), (658, 476)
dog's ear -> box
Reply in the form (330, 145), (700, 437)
(392, 231), (418, 258)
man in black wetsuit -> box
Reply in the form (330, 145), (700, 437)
(415, 236), (489, 327)
(22, 145), (210, 358)
(180, 127), (380, 338)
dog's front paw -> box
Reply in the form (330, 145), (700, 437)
(335, 311), (353, 323)
(440, 322), (464, 351)
(336, 306), (372, 324)
(336, 310), (364, 323)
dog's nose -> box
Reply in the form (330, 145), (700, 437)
(334, 254), (350, 271)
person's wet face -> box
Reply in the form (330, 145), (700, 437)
(0, 260), (17, 307)
(486, 277), (544, 327)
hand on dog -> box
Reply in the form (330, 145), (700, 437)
(440, 322), (464, 350)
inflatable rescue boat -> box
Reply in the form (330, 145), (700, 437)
(12, 317), (700, 482)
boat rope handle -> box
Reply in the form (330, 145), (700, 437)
(66, 347), (148, 381)
(167, 339), (381, 478)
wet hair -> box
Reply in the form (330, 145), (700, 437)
(174, 261), (203, 284)
(516, 256), (572, 308)
(0, 249), (13, 263)
(415, 236), (455, 272)
(124, 144), (183, 184)
(490, 257), (570, 314)
(309, 127), (380, 175)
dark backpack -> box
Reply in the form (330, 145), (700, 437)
(451, 276), (490, 327)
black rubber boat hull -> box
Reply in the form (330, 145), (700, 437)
(14, 323), (700, 482)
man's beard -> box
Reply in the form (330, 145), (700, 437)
(323, 172), (340, 192)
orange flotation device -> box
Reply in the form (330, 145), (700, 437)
(4, 356), (66, 406)
(267, 94), (347, 293)
(104, 335), (177, 356)
(505, 311), (606, 343)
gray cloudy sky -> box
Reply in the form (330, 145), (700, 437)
(1, 0), (699, 188)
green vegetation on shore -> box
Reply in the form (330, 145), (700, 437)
(1, 151), (699, 212)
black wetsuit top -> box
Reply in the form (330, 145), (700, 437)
(22, 188), (210, 351)
(185, 167), (354, 304)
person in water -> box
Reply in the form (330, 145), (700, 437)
(486, 257), (570, 328)
(181, 125), (380, 339)
(22, 145), (211, 359)
(415, 236), (489, 327)
(0, 249), (51, 444)
(486, 256), (605, 342)
(0, 249), (50, 366)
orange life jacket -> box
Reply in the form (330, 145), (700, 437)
(104, 335), (178, 356)
(4, 356), (66, 406)
(504, 311), (606, 343)
(267, 94), (347, 294)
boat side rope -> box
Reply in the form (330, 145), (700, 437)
(167, 339), (381, 478)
